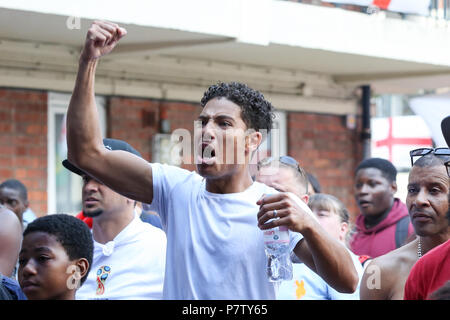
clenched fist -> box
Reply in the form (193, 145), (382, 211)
(80, 20), (127, 62)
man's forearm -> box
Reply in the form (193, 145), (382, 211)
(66, 58), (104, 166)
(299, 223), (359, 293)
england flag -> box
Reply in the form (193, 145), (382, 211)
(371, 116), (433, 169)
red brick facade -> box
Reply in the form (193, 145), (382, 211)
(0, 88), (48, 217)
(108, 97), (202, 172)
(288, 112), (363, 220)
(0, 88), (363, 220)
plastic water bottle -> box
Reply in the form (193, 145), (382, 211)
(263, 220), (293, 282)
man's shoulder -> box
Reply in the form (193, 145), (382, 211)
(151, 162), (197, 176)
(152, 163), (202, 187)
(427, 238), (450, 256)
(369, 240), (417, 272)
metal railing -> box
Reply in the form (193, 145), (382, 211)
(280, 0), (450, 20)
(430, 0), (450, 20)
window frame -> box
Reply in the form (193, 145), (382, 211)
(47, 92), (106, 214)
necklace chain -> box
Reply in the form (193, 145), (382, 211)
(417, 237), (422, 259)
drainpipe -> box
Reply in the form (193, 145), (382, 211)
(361, 85), (371, 159)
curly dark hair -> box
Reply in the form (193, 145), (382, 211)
(23, 214), (93, 286)
(200, 82), (275, 133)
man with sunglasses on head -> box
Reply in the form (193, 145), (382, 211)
(360, 146), (450, 300)
(403, 117), (450, 300)
(64, 20), (358, 299)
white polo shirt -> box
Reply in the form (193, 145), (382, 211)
(76, 215), (166, 300)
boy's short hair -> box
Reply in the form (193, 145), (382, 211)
(23, 214), (93, 285)
(355, 157), (397, 182)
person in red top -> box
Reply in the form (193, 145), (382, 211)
(404, 239), (450, 300)
(350, 158), (414, 258)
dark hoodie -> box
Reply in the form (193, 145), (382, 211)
(350, 198), (414, 258)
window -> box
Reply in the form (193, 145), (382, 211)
(47, 92), (106, 215)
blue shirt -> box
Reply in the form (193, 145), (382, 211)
(1, 274), (27, 300)
(277, 249), (363, 300)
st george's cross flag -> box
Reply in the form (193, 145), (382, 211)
(371, 116), (433, 169)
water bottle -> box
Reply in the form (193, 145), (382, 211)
(263, 218), (293, 282)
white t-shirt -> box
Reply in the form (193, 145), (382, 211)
(76, 215), (166, 300)
(149, 163), (303, 300)
(277, 248), (364, 300)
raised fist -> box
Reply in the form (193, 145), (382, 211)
(80, 20), (127, 62)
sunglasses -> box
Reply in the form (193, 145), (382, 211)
(409, 147), (450, 167)
(257, 155), (301, 171)
(257, 156), (309, 192)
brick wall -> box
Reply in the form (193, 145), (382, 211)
(287, 112), (363, 221)
(108, 97), (202, 172)
(0, 88), (48, 217)
(108, 97), (160, 161)
(0, 89), (363, 220)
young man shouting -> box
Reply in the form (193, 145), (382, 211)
(65, 20), (358, 299)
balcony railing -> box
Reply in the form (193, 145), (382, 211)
(280, 0), (450, 21)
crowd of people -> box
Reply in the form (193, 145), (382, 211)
(0, 20), (449, 301)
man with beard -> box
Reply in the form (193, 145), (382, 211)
(63, 139), (166, 300)
(64, 20), (358, 299)
(360, 152), (450, 300)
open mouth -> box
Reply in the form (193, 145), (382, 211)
(84, 197), (99, 206)
(198, 143), (216, 165)
(358, 200), (371, 208)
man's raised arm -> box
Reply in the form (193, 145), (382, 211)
(67, 21), (153, 203)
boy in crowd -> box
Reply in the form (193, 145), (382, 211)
(350, 158), (414, 258)
(18, 214), (93, 300)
